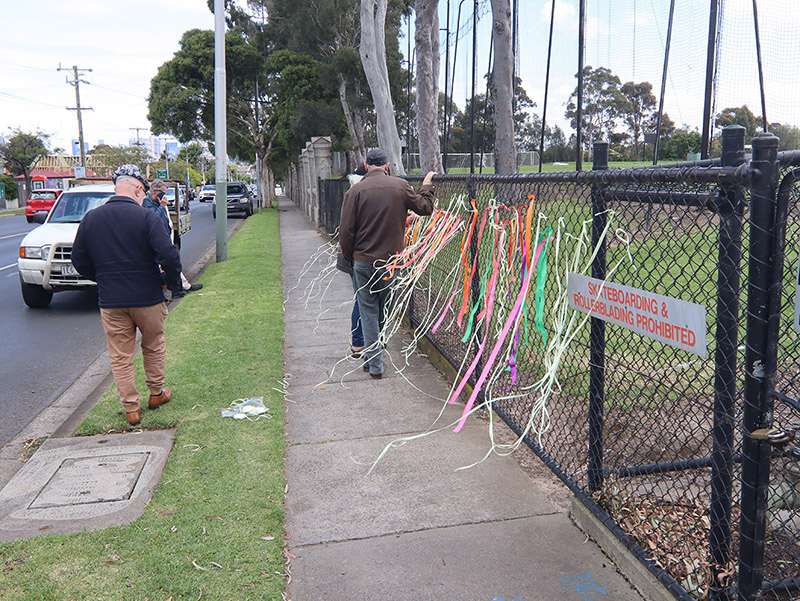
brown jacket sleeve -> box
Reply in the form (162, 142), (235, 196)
(403, 182), (435, 216)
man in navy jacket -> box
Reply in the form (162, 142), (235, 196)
(72, 164), (182, 426)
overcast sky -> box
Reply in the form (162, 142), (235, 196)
(3, 0), (799, 156)
(1, 0), (213, 151)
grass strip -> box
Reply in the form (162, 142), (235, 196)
(0, 209), (286, 600)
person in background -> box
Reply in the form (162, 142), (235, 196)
(339, 148), (436, 379)
(143, 179), (202, 297)
(71, 165), (182, 426)
(339, 162), (368, 357)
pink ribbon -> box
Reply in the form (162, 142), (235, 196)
(452, 236), (552, 433)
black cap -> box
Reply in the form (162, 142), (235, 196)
(365, 148), (390, 166)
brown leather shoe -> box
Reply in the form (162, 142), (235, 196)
(126, 409), (141, 425)
(370, 373), (383, 380)
(148, 387), (172, 409)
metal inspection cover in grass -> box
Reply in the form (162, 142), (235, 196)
(567, 273), (707, 357)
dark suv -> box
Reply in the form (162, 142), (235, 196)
(212, 183), (253, 217)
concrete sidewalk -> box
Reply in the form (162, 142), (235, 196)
(280, 197), (645, 601)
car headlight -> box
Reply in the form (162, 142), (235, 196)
(19, 245), (50, 259)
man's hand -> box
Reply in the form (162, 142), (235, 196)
(422, 171), (437, 186)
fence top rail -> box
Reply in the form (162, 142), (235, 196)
(778, 149), (800, 168)
(407, 164), (756, 187)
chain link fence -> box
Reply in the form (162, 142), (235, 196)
(313, 127), (800, 601)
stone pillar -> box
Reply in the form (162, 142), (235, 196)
(298, 150), (309, 213)
(311, 137), (332, 226)
(305, 141), (316, 223)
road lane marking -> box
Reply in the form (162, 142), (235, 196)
(1, 263), (17, 271)
(0, 232), (26, 241)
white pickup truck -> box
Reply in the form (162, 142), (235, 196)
(18, 179), (191, 308)
(18, 184), (115, 308)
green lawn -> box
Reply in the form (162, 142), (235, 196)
(0, 209), (287, 601)
(409, 161), (653, 175)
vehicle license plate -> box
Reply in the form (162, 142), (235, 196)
(61, 264), (79, 276)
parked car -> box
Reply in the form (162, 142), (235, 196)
(18, 184), (115, 308)
(212, 182), (253, 217)
(164, 186), (189, 212)
(198, 184), (215, 203)
(24, 188), (62, 223)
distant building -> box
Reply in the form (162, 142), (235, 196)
(71, 139), (89, 155)
(132, 136), (183, 160)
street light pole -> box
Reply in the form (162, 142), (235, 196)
(214, 0), (228, 262)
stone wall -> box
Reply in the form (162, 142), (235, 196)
(284, 137), (334, 226)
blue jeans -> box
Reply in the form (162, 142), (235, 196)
(353, 260), (395, 375)
(350, 274), (364, 348)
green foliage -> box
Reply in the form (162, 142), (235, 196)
(660, 129), (702, 161)
(447, 78), (540, 154)
(769, 122), (800, 150)
(566, 66), (625, 151)
(715, 105), (760, 143)
(0, 129), (49, 178)
(0, 174), (18, 200)
(89, 143), (152, 174)
(147, 29), (264, 153)
(176, 142), (206, 168)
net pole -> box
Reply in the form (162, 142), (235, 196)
(479, 31), (494, 174)
(539, 0), (556, 173)
(576, 0), (586, 170)
(751, 0), (769, 132)
(470, 0), (478, 174)
(701, 0), (720, 159)
(443, 0), (450, 172)
(653, 0), (676, 165)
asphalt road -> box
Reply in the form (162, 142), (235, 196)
(0, 199), (233, 448)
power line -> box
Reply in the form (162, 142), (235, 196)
(129, 127), (149, 146)
(0, 90), (65, 109)
(0, 58), (53, 72)
(86, 81), (147, 100)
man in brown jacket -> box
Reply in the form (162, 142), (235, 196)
(339, 148), (436, 379)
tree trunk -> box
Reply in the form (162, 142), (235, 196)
(414, 0), (443, 174)
(360, 0), (405, 175)
(338, 73), (366, 165)
(490, 0), (517, 174)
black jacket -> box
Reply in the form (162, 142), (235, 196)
(71, 196), (182, 308)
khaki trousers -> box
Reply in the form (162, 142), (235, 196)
(100, 303), (168, 413)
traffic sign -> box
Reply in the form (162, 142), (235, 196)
(157, 169), (168, 179)
(74, 167), (86, 178)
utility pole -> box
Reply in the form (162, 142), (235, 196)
(129, 127), (148, 146)
(58, 64), (93, 170)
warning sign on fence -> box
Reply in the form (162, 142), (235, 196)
(567, 273), (707, 357)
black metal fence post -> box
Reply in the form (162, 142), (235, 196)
(588, 141), (608, 493)
(708, 125), (746, 601)
(467, 175), (483, 381)
(738, 132), (780, 601)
